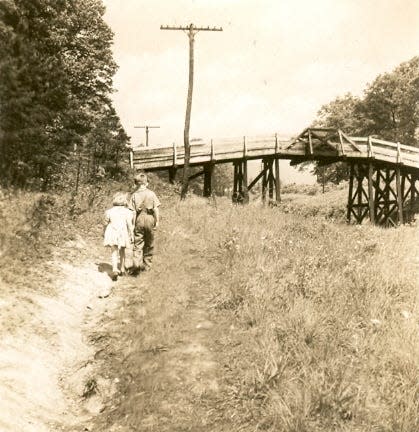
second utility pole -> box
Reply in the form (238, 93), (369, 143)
(134, 125), (160, 147)
(161, 23), (222, 199)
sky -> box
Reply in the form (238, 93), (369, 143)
(102, 0), (419, 183)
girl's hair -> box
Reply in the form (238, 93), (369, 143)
(112, 192), (129, 206)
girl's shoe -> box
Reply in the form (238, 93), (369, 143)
(111, 271), (119, 281)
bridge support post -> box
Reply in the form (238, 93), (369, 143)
(395, 167), (403, 224)
(261, 160), (268, 204)
(168, 167), (177, 184)
(347, 163), (354, 222)
(275, 158), (281, 202)
(402, 172), (419, 222)
(232, 160), (249, 204)
(347, 162), (369, 224)
(203, 162), (214, 197)
(268, 160), (275, 200)
(374, 167), (397, 226)
(349, 163), (417, 226)
(368, 162), (375, 224)
(260, 157), (279, 205)
(410, 173), (417, 217)
(242, 159), (249, 203)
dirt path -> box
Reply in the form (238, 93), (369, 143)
(0, 223), (233, 431)
(0, 236), (119, 432)
(86, 221), (239, 431)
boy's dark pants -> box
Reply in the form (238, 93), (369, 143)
(133, 213), (155, 269)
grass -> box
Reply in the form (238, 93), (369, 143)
(1, 178), (417, 431)
(279, 182), (348, 221)
(0, 180), (133, 334)
(92, 182), (418, 432)
(211, 202), (418, 431)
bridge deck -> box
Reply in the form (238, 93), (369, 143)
(132, 128), (419, 173)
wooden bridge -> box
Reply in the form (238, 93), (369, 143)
(132, 128), (419, 226)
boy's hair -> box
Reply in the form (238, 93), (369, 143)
(134, 173), (148, 186)
(112, 192), (128, 206)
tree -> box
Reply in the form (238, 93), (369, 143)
(306, 57), (419, 185)
(0, 0), (128, 188)
(314, 93), (365, 134)
(302, 94), (366, 184)
(359, 57), (419, 146)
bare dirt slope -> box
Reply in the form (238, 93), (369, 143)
(0, 235), (116, 432)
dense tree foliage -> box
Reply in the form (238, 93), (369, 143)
(314, 93), (365, 135)
(308, 57), (419, 184)
(360, 57), (419, 144)
(0, 0), (128, 188)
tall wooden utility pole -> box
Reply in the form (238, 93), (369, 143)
(161, 23), (222, 199)
(134, 125), (160, 147)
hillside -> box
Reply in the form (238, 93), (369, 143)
(0, 179), (418, 431)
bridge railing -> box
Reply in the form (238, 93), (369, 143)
(132, 130), (419, 172)
(352, 137), (419, 167)
(132, 134), (293, 169)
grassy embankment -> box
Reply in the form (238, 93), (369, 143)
(1, 178), (417, 431)
(93, 180), (419, 432)
(0, 182), (133, 340)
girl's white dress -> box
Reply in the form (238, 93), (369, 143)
(103, 206), (133, 248)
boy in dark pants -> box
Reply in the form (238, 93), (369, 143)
(129, 173), (161, 273)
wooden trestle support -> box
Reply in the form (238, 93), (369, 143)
(134, 127), (419, 226)
(232, 157), (281, 204)
(347, 162), (418, 226)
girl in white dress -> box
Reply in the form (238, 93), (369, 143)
(103, 192), (134, 279)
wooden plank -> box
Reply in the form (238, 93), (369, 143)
(262, 160), (268, 204)
(233, 162), (238, 199)
(396, 166), (403, 224)
(308, 129), (313, 155)
(173, 142), (177, 166)
(367, 136), (373, 158)
(203, 163), (213, 197)
(347, 163), (355, 222)
(168, 167), (177, 183)
(129, 150), (134, 169)
(274, 158), (281, 202)
(371, 137), (419, 153)
(340, 131), (363, 152)
(368, 163), (375, 224)
(242, 160), (249, 203)
(284, 128), (309, 149)
(189, 170), (204, 181)
(338, 130), (345, 155)
(248, 169), (264, 190)
(132, 132), (419, 173)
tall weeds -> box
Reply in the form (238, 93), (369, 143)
(96, 190), (418, 431)
(198, 200), (418, 431)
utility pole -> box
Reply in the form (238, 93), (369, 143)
(161, 23), (222, 199)
(134, 125), (160, 147)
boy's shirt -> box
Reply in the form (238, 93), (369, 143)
(129, 186), (161, 213)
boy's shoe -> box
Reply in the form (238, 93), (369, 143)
(127, 266), (140, 277)
(111, 271), (119, 281)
